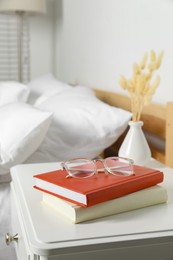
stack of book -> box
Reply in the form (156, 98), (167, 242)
(33, 164), (167, 223)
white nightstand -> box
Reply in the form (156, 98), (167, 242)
(9, 160), (173, 260)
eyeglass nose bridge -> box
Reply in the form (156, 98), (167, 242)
(93, 158), (109, 174)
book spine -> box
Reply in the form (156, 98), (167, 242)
(86, 172), (163, 207)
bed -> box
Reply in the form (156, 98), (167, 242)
(0, 74), (173, 260)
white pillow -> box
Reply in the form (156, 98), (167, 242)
(34, 84), (95, 106)
(0, 81), (30, 107)
(26, 90), (132, 163)
(0, 103), (52, 175)
(27, 73), (71, 104)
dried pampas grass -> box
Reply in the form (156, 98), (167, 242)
(120, 50), (164, 122)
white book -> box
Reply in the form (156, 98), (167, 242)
(42, 185), (167, 224)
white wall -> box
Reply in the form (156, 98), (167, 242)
(54, 0), (173, 104)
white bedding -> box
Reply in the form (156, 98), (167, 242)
(0, 74), (132, 259)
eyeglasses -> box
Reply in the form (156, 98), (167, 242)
(61, 156), (134, 179)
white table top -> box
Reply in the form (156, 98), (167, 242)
(10, 160), (173, 256)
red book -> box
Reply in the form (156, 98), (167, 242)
(33, 165), (164, 207)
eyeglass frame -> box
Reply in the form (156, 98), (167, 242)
(61, 156), (134, 179)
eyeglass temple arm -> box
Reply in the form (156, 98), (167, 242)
(60, 163), (71, 178)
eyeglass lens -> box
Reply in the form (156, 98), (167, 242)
(104, 157), (133, 176)
(65, 159), (96, 178)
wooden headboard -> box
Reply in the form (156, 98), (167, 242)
(94, 88), (173, 168)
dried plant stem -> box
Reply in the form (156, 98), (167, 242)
(131, 94), (144, 122)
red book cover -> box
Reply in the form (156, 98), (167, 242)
(33, 164), (164, 207)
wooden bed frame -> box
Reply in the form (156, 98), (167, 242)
(94, 88), (173, 168)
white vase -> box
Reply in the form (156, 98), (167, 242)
(118, 121), (151, 165)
